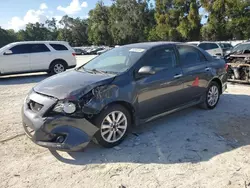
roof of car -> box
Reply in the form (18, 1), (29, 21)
(199, 41), (219, 44)
(10, 41), (69, 45)
(122, 41), (180, 49)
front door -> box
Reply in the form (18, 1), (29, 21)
(135, 45), (185, 120)
(1, 44), (31, 73)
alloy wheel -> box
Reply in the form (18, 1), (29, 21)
(100, 111), (128, 143)
(54, 63), (65, 74)
(207, 85), (219, 106)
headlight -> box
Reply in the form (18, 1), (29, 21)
(245, 57), (250, 60)
(63, 102), (76, 114)
(53, 101), (76, 114)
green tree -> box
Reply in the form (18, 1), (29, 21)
(57, 15), (89, 46)
(88, 1), (112, 45)
(19, 22), (50, 41)
(200, 0), (250, 40)
(45, 18), (59, 40)
(71, 18), (89, 46)
(226, 0), (250, 40)
(0, 27), (17, 47)
(152, 0), (183, 41)
(152, 0), (201, 41)
(109, 0), (153, 45)
(200, 0), (229, 40)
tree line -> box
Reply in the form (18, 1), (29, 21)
(1, 0), (250, 48)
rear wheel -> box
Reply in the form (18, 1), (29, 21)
(49, 61), (67, 75)
(93, 104), (131, 148)
(200, 81), (220, 109)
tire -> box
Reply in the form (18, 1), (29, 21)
(199, 81), (220, 110)
(93, 104), (131, 148)
(49, 61), (67, 75)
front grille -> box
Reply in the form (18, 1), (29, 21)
(28, 100), (43, 112)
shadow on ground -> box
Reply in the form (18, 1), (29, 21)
(50, 93), (250, 165)
(0, 73), (48, 85)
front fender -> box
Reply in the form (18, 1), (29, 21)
(81, 84), (134, 115)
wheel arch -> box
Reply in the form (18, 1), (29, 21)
(103, 101), (136, 127)
(49, 59), (68, 70)
(209, 77), (223, 94)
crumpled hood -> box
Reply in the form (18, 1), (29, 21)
(34, 70), (116, 100)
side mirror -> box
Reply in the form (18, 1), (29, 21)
(4, 50), (13, 55)
(138, 66), (155, 75)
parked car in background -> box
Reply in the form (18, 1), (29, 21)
(218, 43), (233, 52)
(0, 41), (76, 76)
(198, 42), (231, 57)
(187, 41), (200, 46)
(74, 48), (86, 55)
(86, 47), (104, 55)
(224, 42), (250, 56)
(22, 42), (227, 151)
(96, 48), (112, 55)
(225, 42), (250, 83)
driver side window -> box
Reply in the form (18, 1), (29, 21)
(143, 47), (177, 72)
(9, 44), (31, 54)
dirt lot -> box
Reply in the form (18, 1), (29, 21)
(1, 56), (250, 188)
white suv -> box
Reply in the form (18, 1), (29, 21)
(197, 42), (232, 57)
(0, 41), (76, 75)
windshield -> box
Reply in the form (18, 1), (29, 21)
(232, 43), (250, 52)
(79, 46), (147, 74)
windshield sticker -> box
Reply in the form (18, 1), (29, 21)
(129, 48), (145, 53)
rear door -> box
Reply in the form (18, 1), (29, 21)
(177, 45), (213, 103)
(1, 44), (31, 73)
(29, 43), (51, 71)
(135, 45), (185, 119)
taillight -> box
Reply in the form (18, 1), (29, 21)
(225, 63), (228, 71)
(72, 53), (76, 56)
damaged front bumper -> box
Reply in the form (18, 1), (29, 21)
(22, 91), (99, 151)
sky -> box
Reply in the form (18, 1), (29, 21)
(0, 0), (113, 31)
(0, 0), (207, 31)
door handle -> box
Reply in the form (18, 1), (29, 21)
(174, 74), (183, 79)
(205, 67), (211, 71)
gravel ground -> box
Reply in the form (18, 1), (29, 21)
(1, 56), (250, 188)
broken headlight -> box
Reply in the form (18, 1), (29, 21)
(53, 101), (76, 114)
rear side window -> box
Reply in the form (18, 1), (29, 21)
(177, 45), (207, 66)
(30, 44), (50, 53)
(199, 43), (219, 50)
(9, 44), (31, 54)
(144, 47), (177, 71)
(50, 44), (68, 51)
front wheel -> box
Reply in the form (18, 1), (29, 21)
(200, 81), (220, 109)
(93, 104), (131, 148)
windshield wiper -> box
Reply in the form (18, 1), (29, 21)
(91, 69), (107, 75)
(104, 71), (119, 75)
(78, 67), (118, 75)
(78, 67), (95, 74)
